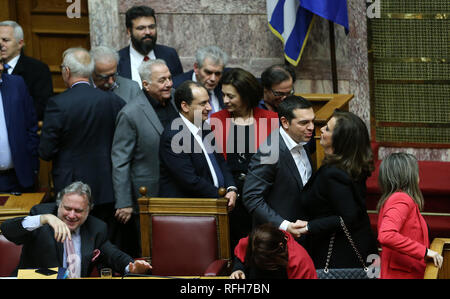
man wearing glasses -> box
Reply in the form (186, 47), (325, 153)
(90, 46), (142, 104)
(259, 64), (297, 113)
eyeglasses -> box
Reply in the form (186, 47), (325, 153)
(271, 88), (295, 97)
(94, 72), (118, 81)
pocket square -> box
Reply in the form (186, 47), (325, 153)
(91, 249), (101, 262)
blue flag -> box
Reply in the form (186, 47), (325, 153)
(267, 0), (349, 66)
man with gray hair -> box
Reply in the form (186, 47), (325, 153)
(0, 181), (152, 277)
(111, 59), (177, 257)
(173, 45), (228, 115)
(90, 46), (142, 103)
(39, 48), (125, 236)
(0, 20), (53, 121)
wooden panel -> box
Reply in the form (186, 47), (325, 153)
(0, 193), (45, 227)
(424, 238), (450, 279)
(0, 0), (17, 20)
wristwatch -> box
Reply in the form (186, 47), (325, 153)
(226, 186), (239, 197)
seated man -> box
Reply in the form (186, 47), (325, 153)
(158, 80), (237, 209)
(0, 181), (151, 278)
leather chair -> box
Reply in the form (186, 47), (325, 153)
(0, 234), (22, 277)
(138, 187), (231, 277)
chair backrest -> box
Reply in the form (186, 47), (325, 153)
(138, 187), (230, 276)
(424, 238), (450, 279)
(0, 234), (22, 277)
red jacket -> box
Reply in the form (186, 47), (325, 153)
(210, 107), (279, 160)
(377, 192), (429, 279)
(234, 231), (317, 279)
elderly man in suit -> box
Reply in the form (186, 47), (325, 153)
(173, 46), (228, 116)
(118, 5), (183, 88)
(158, 80), (237, 209)
(242, 96), (315, 240)
(0, 181), (151, 278)
(39, 47), (125, 228)
(0, 21), (53, 121)
(111, 59), (178, 257)
(0, 61), (39, 193)
(90, 46), (142, 103)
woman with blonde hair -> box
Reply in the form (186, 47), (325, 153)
(377, 152), (443, 279)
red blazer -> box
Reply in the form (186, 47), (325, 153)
(234, 231), (317, 279)
(210, 107), (279, 160)
(377, 192), (429, 279)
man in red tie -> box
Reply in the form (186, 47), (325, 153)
(0, 182), (152, 277)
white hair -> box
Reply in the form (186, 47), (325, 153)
(138, 58), (168, 82)
(62, 47), (95, 78)
(0, 20), (24, 41)
(195, 45), (228, 68)
(90, 46), (120, 64)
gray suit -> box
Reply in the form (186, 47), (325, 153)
(113, 76), (142, 104)
(112, 93), (166, 211)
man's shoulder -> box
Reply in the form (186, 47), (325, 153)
(17, 54), (49, 70)
(154, 43), (178, 53)
(173, 70), (194, 88)
(30, 202), (57, 216)
(118, 46), (130, 57)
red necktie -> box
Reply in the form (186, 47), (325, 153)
(65, 237), (81, 278)
(143, 56), (150, 62)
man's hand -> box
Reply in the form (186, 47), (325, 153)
(230, 270), (246, 279)
(40, 214), (71, 243)
(224, 191), (237, 211)
(115, 207), (133, 224)
(286, 220), (308, 238)
(128, 260), (152, 274)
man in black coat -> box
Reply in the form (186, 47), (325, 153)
(0, 182), (151, 277)
(39, 47), (125, 223)
(0, 21), (53, 121)
(242, 96), (315, 240)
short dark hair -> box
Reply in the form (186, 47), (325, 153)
(220, 68), (262, 109)
(174, 80), (206, 111)
(277, 95), (312, 123)
(126, 6), (156, 29)
(261, 64), (296, 89)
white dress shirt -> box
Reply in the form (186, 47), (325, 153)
(129, 45), (156, 89)
(0, 78), (14, 170)
(278, 128), (312, 231)
(3, 54), (20, 74)
(179, 113), (219, 187)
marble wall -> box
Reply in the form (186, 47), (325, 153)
(88, 0), (450, 162)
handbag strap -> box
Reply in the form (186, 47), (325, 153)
(323, 217), (368, 272)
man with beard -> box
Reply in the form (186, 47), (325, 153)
(118, 5), (183, 88)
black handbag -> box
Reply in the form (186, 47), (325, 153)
(316, 217), (373, 279)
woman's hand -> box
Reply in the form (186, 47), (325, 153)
(426, 249), (444, 268)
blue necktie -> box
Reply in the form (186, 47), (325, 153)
(203, 134), (225, 188)
(2, 63), (11, 74)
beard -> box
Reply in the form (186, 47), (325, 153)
(131, 33), (157, 56)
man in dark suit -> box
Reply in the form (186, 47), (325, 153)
(0, 62), (39, 193)
(0, 181), (151, 277)
(0, 21), (53, 121)
(173, 45), (228, 116)
(39, 48), (125, 224)
(242, 95), (315, 239)
(90, 45), (142, 103)
(159, 80), (237, 209)
(117, 5), (183, 88)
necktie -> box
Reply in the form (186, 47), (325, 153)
(65, 237), (81, 278)
(203, 134), (225, 188)
(2, 63), (10, 74)
(143, 56), (150, 62)
(295, 145), (308, 185)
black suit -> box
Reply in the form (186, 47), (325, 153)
(159, 117), (235, 198)
(11, 54), (53, 121)
(0, 203), (133, 277)
(117, 45), (183, 79)
(242, 130), (312, 229)
(39, 83), (125, 205)
(300, 165), (378, 269)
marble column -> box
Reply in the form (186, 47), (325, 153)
(88, 0), (122, 50)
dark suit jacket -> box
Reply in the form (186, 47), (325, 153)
(300, 165), (378, 269)
(159, 117), (235, 198)
(11, 54), (53, 121)
(117, 45), (183, 79)
(39, 83), (125, 205)
(173, 69), (226, 112)
(0, 203), (133, 277)
(0, 74), (39, 188)
(242, 130), (312, 228)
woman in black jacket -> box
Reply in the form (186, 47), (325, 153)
(299, 110), (378, 269)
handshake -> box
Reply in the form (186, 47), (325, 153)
(287, 220), (309, 238)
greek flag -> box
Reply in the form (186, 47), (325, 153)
(267, 0), (349, 66)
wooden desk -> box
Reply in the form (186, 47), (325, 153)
(0, 193), (45, 227)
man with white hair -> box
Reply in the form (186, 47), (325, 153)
(111, 59), (177, 257)
(90, 46), (142, 103)
(0, 20), (53, 121)
(39, 48), (125, 228)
